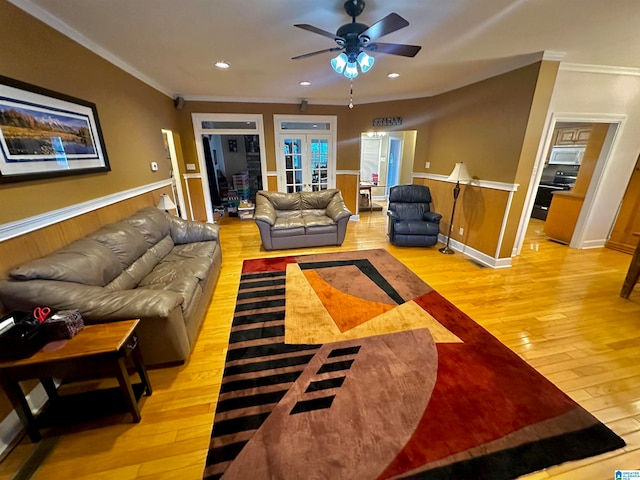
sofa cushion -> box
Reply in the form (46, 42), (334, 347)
(90, 221), (149, 269)
(124, 206), (171, 247)
(139, 257), (213, 286)
(302, 214), (335, 227)
(263, 191), (302, 210)
(163, 242), (217, 261)
(394, 220), (440, 236)
(301, 190), (335, 209)
(9, 238), (122, 286)
(275, 210), (304, 220)
(273, 217), (305, 229)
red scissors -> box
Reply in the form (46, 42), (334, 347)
(33, 307), (51, 323)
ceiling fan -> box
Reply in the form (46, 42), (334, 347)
(292, 0), (421, 78)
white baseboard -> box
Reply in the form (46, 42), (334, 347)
(437, 235), (513, 268)
(577, 239), (607, 249)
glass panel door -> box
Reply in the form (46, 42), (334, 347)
(283, 138), (303, 193)
(275, 115), (336, 193)
(310, 136), (329, 191)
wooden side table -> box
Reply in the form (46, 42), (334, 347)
(359, 183), (385, 212)
(0, 319), (151, 442)
(621, 232), (640, 299)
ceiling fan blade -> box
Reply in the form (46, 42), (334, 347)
(367, 42), (421, 57)
(360, 13), (409, 41)
(294, 24), (340, 41)
(292, 47), (343, 60)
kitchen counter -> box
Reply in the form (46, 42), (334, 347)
(544, 191), (585, 244)
(550, 190), (584, 199)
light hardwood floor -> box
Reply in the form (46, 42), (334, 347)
(1, 212), (639, 479)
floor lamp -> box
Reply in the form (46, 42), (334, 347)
(439, 162), (471, 254)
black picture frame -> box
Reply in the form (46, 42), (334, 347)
(0, 74), (110, 183)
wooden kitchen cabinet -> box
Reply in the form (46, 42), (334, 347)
(554, 126), (592, 145)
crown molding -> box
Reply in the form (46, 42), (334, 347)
(8, 0), (173, 97)
(559, 63), (640, 77)
(542, 50), (566, 61)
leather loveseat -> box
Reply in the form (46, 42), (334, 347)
(254, 189), (352, 250)
(0, 206), (221, 366)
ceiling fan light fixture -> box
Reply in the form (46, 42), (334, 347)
(357, 51), (374, 73)
(344, 62), (359, 79)
(331, 52), (348, 74)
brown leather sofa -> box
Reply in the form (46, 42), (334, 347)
(254, 189), (352, 250)
(0, 207), (221, 366)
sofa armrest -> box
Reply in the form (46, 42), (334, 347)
(326, 192), (352, 222)
(0, 279), (183, 321)
(254, 199), (277, 226)
(168, 215), (219, 244)
(424, 211), (443, 224)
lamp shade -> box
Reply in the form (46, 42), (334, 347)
(330, 53), (348, 74)
(446, 162), (472, 183)
(357, 51), (374, 73)
(157, 193), (177, 211)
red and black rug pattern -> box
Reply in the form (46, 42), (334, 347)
(203, 249), (625, 480)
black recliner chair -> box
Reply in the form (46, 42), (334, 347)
(387, 184), (442, 247)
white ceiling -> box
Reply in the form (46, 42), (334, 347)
(12, 0), (640, 105)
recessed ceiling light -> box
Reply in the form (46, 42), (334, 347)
(215, 61), (230, 69)
(388, 72), (400, 78)
(299, 81), (311, 86)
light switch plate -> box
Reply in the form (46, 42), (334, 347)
(186, 163), (196, 171)
(150, 162), (158, 171)
(425, 162), (430, 168)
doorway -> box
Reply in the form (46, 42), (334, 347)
(192, 114), (267, 223)
(359, 130), (416, 211)
(274, 115), (337, 192)
(515, 114), (624, 255)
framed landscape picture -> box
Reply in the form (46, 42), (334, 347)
(0, 75), (110, 183)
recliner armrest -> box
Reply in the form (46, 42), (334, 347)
(423, 211), (442, 223)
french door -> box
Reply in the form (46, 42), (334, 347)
(274, 115), (337, 193)
(278, 134), (332, 192)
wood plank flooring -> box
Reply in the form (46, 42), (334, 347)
(1, 212), (639, 479)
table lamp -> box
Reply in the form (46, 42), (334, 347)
(157, 193), (177, 213)
(439, 162), (471, 254)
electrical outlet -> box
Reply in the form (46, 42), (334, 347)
(459, 227), (464, 235)
(425, 162), (430, 169)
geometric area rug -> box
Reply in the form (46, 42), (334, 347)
(203, 249), (625, 479)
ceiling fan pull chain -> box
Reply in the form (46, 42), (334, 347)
(349, 81), (354, 109)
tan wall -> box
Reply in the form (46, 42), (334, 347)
(499, 61), (560, 257)
(0, 1), (179, 225)
(176, 62), (550, 241)
(415, 178), (511, 258)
